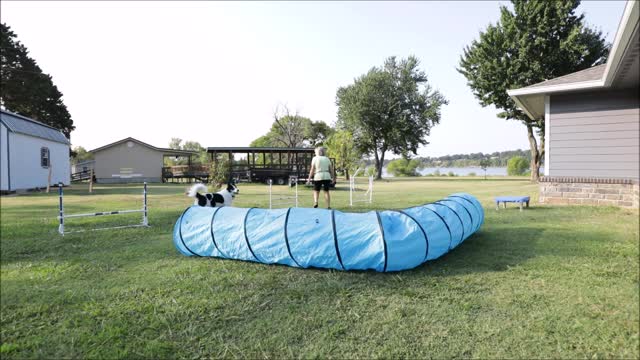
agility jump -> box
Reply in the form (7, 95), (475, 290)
(57, 182), (149, 235)
(268, 177), (299, 209)
(349, 169), (373, 207)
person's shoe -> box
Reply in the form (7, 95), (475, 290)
(328, 207), (331, 210)
(313, 204), (318, 208)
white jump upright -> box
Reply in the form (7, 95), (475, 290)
(268, 177), (298, 209)
(349, 169), (373, 207)
(57, 182), (149, 235)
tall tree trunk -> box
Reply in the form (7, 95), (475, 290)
(345, 168), (350, 180)
(526, 124), (541, 182)
(376, 149), (386, 180)
(373, 150), (381, 180)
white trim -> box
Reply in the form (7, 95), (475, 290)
(506, 80), (604, 97)
(602, 0), (639, 87)
(544, 95), (550, 177)
(510, 94), (538, 120)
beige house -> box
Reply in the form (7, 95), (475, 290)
(508, 0), (639, 208)
(90, 137), (199, 183)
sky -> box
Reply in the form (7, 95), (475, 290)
(0, 1), (627, 157)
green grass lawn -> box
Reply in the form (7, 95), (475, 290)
(1, 178), (638, 359)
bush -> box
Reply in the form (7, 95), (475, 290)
(209, 158), (231, 188)
(468, 172), (476, 177)
(387, 158), (422, 177)
(507, 156), (530, 176)
(365, 166), (377, 177)
(432, 169), (441, 176)
(447, 171), (456, 177)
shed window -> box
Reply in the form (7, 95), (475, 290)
(41, 147), (50, 168)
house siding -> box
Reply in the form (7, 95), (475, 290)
(1, 123), (9, 191)
(7, 132), (70, 190)
(548, 89), (640, 179)
(93, 140), (163, 183)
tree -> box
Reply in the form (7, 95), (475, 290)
(387, 158), (422, 177)
(507, 156), (530, 176)
(479, 158), (491, 180)
(325, 130), (362, 180)
(269, 105), (313, 148)
(168, 138), (183, 150)
(1, 23), (75, 138)
(307, 121), (334, 147)
(166, 138), (207, 165)
(458, 0), (608, 181)
(71, 146), (93, 163)
(336, 56), (447, 180)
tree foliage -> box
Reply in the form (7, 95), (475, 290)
(458, 0), (608, 181)
(71, 146), (93, 163)
(336, 55), (447, 180)
(165, 138), (207, 165)
(507, 156), (530, 176)
(250, 105), (332, 149)
(0, 23), (75, 138)
(387, 158), (422, 177)
(325, 130), (362, 180)
(479, 158), (491, 179)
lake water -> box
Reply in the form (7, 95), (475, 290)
(382, 166), (509, 177)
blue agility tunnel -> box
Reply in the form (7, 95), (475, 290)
(173, 193), (483, 272)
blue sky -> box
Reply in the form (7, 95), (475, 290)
(1, 1), (627, 157)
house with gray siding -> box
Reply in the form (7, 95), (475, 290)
(90, 137), (198, 183)
(508, 0), (639, 208)
(0, 109), (71, 193)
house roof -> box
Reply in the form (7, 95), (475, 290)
(90, 137), (200, 155)
(507, 0), (640, 119)
(0, 109), (70, 145)
(207, 147), (314, 153)
(517, 64), (606, 90)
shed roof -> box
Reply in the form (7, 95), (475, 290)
(89, 137), (199, 156)
(0, 109), (70, 144)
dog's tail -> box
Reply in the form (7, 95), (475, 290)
(187, 183), (208, 198)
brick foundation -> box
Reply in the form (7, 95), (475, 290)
(540, 177), (639, 208)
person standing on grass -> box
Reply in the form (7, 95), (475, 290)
(307, 146), (336, 209)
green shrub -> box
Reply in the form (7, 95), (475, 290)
(507, 156), (530, 176)
(209, 158), (231, 188)
(432, 169), (441, 176)
(387, 158), (422, 177)
(447, 171), (456, 177)
(468, 172), (476, 177)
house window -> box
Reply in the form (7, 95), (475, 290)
(41, 147), (50, 168)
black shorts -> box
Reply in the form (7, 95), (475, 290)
(313, 180), (332, 191)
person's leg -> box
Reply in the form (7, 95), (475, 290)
(323, 181), (331, 208)
(313, 181), (321, 207)
(324, 190), (330, 209)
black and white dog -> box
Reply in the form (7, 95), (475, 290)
(187, 182), (239, 207)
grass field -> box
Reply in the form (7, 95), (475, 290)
(1, 178), (638, 359)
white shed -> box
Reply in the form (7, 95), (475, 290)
(0, 109), (71, 193)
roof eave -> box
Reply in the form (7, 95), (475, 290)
(602, 0), (640, 87)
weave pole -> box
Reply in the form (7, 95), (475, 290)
(57, 182), (149, 235)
